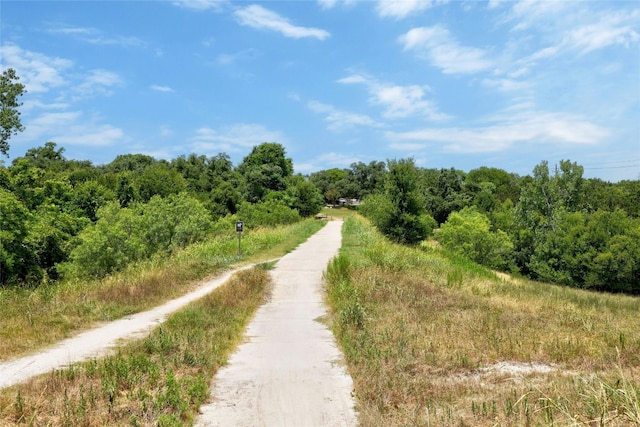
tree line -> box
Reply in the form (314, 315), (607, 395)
(333, 159), (639, 294)
(1, 142), (325, 286)
(2, 68), (638, 293)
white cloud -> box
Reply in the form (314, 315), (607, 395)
(399, 26), (493, 74)
(216, 48), (260, 66)
(307, 100), (379, 131)
(189, 123), (288, 153)
(74, 70), (123, 98)
(234, 5), (330, 40)
(172, 0), (227, 11)
(338, 73), (449, 120)
(387, 109), (610, 153)
(1, 43), (71, 93)
(19, 111), (123, 147)
(317, 0), (357, 9)
(47, 25), (145, 47)
(376, 0), (437, 19)
(150, 85), (175, 93)
(565, 13), (640, 54)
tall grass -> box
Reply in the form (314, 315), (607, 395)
(0, 266), (271, 426)
(0, 219), (323, 360)
(326, 215), (640, 426)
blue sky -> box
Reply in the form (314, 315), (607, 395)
(1, 0), (639, 181)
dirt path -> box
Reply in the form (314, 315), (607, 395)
(195, 219), (358, 426)
(0, 264), (258, 390)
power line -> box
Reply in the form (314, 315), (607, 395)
(584, 164), (640, 170)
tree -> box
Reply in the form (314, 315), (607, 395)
(426, 167), (471, 224)
(238, 143), (293, 203)
(366, 158), (433, 245)
(0, 189), (38, 285)
(285, 175), (325, 217)
(437, 207), (514, 270)
(0, 68), (26, 156)
(310, 168), (346, 204)
(344, 161), (386, 199)
(136, 162), (188, 202)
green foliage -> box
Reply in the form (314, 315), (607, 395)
(0, 189), (38, 285)
(0, 68), (26, 156)
(528, 209), (640, 292)
(425, 167), (472, 224)
(364, 158), (433, 245)
(26, 205), (90, 281)
(236, 199), (300, 228)
(136, 163), (188, 203)
(437, 206), (514, 270)
(140, 194), (213, 254)
(63, 194), (213, 279)
(238, 143), (293, 203)
(284, 175), (324, 217)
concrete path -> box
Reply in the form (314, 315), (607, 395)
(0, 265), (257, 389)
(196, 219), (358, 427)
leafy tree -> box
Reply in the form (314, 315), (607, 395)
(105, 153), (156, 173)
(7, 158), (46, 209)
(466, 167), (521, 204)
(367, 158), (433, 245)
(210, 181), (242, 217)
(72, 180), (116, 221)
(436, 207), (514, 270)
(0, 68), (26, 156)
(140, 193), (212, 254)
(344, 161), (386, 199)
(0, 189), (38, 285)
(310, 168), (346, 204)
(62, 202), (146, 278)
(514, 160), (584, 274)
(23, 142), (65, 170)
(426, 167), (471, 224)
(237, 143), (293, 178)
(236, 199), (300, 228)
(114, 173), (135, 207)
(25, 206), (89, 281)
(285, 175), (324, 217)
(243, 163), (288, 203)
(238, 143), (293, 203)
(136, 162), (188, 202)
(528, 209), (640, 292)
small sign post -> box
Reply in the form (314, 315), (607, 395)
(235, 221), (244, 258)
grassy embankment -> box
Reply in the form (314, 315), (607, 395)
(326, 215), (640, 426)
(0, 219), (323, 360)
(0, 219), (325, 425)
(0, 266), (272, 426)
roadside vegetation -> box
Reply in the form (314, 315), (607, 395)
(326, 215), (640, 426)
(0, 265), (273, 426)
(0, 219), (322, 360)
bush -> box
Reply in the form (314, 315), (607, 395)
(236, 200), (300, 228)
(436, 207), (514, 270)
(62, 194), (213, 279)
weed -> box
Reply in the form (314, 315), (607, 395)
(0, 266), (272, 425)
(326, 215), (640, 426)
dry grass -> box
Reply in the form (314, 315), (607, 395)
(326, 215), (640, 426)
(0, 219), (323, 360)
(0, 266), (272, 426)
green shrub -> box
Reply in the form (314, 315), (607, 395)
(436, 206), (514, 270)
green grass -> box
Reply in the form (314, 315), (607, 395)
(0, 266), (271, 426)
(326, 215), (640, 426)
(0, 219), (323, 360)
